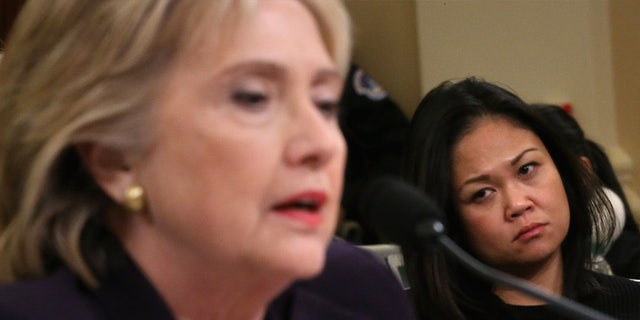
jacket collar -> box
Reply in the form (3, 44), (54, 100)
(92, 255), (174, 320)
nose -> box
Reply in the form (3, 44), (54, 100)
(503, 185), (533, 221)
(284, 99), (345, 169)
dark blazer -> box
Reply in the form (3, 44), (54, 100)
(0, 238), (416, 319)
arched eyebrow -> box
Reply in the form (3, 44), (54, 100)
(218, 60), (341, 83)
(510, 148), (538, 166)
(219, 60), (286, 81)
(313, 69), (342, 84)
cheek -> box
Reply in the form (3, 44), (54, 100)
(140, 122), (279, 220)
(552, 187), (571, 237)
(545, 172), (571, 230)
(331, 134), (347, 181)
(459, 207), (506, 256)
(460, 210), (492, 245)
(323, 132), (346, 218)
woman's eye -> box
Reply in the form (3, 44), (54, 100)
(469, 188), (493, 203)
(316, 100), (340, 118)
(232, 91), (268, 109)
(471, 189), (491, 202)
(518, 163), (537, 176)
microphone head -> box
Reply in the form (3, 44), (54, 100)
(359, 176), (445, 249)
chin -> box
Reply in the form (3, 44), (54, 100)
(273, 237), (330, 281)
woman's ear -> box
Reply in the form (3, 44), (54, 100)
(579, 156), (593, 171)
(76, 143), (135, 204)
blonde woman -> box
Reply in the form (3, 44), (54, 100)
(0, 0), (415, 319)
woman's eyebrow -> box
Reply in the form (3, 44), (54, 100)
(510, 147), (538, 166)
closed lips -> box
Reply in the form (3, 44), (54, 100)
(513, 223), (546, 242)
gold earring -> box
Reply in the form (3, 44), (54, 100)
(122, 184), (145, 212)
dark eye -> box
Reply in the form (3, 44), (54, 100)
(232, 91), (268, 109)
(518, 163), (537, 176)
(471, 188), (491, 201)
(316, 100), (340, 118)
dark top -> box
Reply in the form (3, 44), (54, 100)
(0, 238), (416, 320)
(606, 230), (640, 279)
(461, 272), (640, 320)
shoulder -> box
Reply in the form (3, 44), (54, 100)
(312, 238), (404, 290)
(0, 268), (102, 319)
(271, 237), (416, 320)
(593, 272), (640, 295)
(325, 237), (389, 268)
(584, 272), (640, 319)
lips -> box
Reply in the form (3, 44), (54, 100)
(272, 191), (327, 227)
(513, 222), (547, 242)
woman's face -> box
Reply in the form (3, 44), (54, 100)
(451, 117), (570, 273)
(130, 0), (346, 280)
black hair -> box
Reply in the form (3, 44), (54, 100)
(531, 104), (589, 156)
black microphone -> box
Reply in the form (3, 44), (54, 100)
(359, 176), (616, 320)
(358, 175), (445, 250)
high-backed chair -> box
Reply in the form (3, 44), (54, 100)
(358, 244), (410, 290)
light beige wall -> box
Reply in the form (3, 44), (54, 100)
(416, 0), (617, 146)
(344, 0), (421, 117)
(610, 0), (640, 214)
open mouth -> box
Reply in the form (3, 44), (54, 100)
(273, 198), (321, 212)
(272, 192), (327, 227)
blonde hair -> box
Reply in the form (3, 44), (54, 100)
(0, 0), (351, 287)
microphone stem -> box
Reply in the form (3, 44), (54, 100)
(437, 236), (616, 320)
